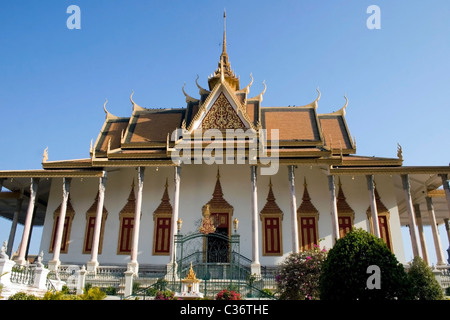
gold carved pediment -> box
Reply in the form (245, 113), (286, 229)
(200, 92), (246, 130)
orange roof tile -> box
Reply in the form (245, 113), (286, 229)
(128, 111), (183, 143)
(318, 115), (353, 150)
(261, 108), (321, 142)
(96, 118), (129, 153)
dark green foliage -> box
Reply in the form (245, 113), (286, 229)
(102, 285), (117, 296)
(406, 256), (444, 300)
(319, 228), (411, 300)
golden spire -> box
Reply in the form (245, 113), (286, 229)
(222, 10), (227, 55)
(182, 262), (200, 283)
(208, 10), (240, 91)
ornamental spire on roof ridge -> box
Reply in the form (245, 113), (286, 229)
(208, 11), (240, 91)
(222, 9), (227, 55)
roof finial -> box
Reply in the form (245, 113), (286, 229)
(223, 9), (227, 54)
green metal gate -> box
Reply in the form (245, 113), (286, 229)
(168, 231), (246, 296)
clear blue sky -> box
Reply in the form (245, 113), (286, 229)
(0, 1), (449, 264)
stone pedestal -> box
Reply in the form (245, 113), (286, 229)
(48, 259), (60, 272)
(127, 261), (139, 276)
(123, 270), (134, 298)
(0, 259), (15, 287)
(87, 261), (98, 273)
(76, 266), (87, 295)
(251, 262), (261, 277)
(33, 267), (50, 290)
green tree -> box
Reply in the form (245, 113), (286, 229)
(407, 256), (444, 300)
(319, 228), (411, 300)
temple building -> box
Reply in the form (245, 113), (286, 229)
(1, 13), (450, 281)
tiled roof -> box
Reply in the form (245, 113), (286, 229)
(261, 107), (321, 142)
(319, 115), (353, 151)
(125, 110), (184, 144)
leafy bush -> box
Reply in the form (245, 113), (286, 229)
(260, 288), (275, 298)
(215, 289), (242, 300)
(42, 291), (82, 300)
(102, 286), (117, 296)
(42, 286), (106, 300)
(276, 245), (327, 300)
(406, 256), (444, 300)
(82, 286), (107, 300)
(319, 228), (411, 300)
(8, 292), (39, 300)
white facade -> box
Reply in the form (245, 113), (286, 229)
(39, 163), (406, 267)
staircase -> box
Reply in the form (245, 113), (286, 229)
(0, 283), (48, 300)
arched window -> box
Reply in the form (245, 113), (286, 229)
(83, 192), (108, 254)
(336, 180), (354, 238)
(297, 179), (319, 251)
(153, 179), (172, 255)
(260, 179), (283, 256)
(117, 183), (136, 255)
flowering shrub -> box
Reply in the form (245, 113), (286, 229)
(154, 290), (177, 300)
(276, 244), (327, 300)
(215, 289), (242, 300)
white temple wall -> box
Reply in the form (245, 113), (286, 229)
(39, 164), (407, 267)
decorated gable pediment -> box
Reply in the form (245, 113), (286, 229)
(200, 92), (246, 130)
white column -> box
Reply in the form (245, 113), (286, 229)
(49, 178), (71, 271)
(88, 172), (107, 272)
(16, 178), (39, 266)
(444, 218), (450, 264)
(414, 204), (429, 265)
(288, 165), (299, 253)
(129, 167), (144, 274)
(250, 165), (261, 275)
(425, 196), (446, 266)
(440, 174), (450, 219)
(7, 193), (23, 257)
(328, 175), (339, 245)
(401, 174), (420, 258)
(366, 175), (380, 238)
(169, 166), (181, 266)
